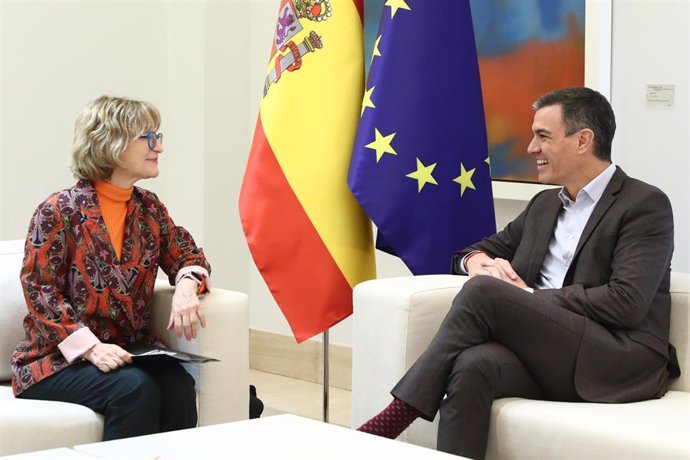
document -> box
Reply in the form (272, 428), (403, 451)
(126, 343), (219, 363)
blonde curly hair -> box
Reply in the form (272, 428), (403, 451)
(70, 95), (161, 180)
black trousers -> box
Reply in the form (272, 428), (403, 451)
(392, 276), (586, 460)
(19, 358), (197, 441)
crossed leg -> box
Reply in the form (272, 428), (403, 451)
(362, 275), (586, 459)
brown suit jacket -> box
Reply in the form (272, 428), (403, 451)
(452, 167), (677, 402)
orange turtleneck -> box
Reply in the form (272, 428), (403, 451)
(94, 180), (133, 260)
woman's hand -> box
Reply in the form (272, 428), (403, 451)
(82, 343), (132, 373)
(168, 277), (206, 340)
(467, 253), (528, 289)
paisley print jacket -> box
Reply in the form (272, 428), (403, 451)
(11, 180), (210, 395)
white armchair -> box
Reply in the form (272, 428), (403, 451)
(352, 274), (690, 459)
(0, 240), (249, 456)
(351, 275), (468, 450)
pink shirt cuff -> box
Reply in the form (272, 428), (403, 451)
(175, 265), (211, 291)
(58, 327), (100, 363)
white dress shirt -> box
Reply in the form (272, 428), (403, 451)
(459, 163), (617, 292)
(535, 163), (617, 289)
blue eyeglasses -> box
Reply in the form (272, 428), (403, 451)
(139, 131), (163, 150)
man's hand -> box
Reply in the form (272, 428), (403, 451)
(466, 252), (528, 289)
(82, 343), (132, 373)
(168, 277), (206, 340)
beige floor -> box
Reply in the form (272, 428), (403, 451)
(250, 369), (352, 427)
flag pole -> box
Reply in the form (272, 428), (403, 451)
(322, 329), (329, 423)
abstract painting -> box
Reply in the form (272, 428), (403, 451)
(364, 0), (586, 183)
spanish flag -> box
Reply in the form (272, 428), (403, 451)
(239, 0), (375, 343)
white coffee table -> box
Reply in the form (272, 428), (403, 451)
(73, 414), (465, 459)
(0, 447), (98, 459)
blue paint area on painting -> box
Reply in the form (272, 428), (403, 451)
(469, 0), (584, 57)
(364, 0), (386, 72)
(487, 140), (534, 179)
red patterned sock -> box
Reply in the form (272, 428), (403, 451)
(357, 398), (421, 439)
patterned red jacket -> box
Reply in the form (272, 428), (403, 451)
(11, 180), (210, 395)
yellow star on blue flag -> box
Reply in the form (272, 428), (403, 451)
(453, 163), (476, 197)
(406, 158), (438, 192)
(385, 0), (411, 18)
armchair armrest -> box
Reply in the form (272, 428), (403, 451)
(150, 280), (249, 425)
(351, 274), (469, 448)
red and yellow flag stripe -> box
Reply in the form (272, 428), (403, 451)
(239, 0), (375, 343)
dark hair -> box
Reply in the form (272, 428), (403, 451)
(533, 87), (616, 161)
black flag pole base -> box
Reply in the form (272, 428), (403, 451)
(323, 329), (329, 423)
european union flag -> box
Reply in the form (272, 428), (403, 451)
(348, 0), (496, 275)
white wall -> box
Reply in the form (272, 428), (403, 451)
(1, 1), (197, 235)
(1, 0), (688, 349)
(0, 0), (255, 299)
(610, 0), (690, 276)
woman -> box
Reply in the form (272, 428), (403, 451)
(11, 95), (211, 441)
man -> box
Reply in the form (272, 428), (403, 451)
(357, 87), (678, 460)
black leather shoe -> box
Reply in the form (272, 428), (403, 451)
(249, 384), (264, 418)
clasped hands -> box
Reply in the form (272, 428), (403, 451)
(466, 252), (528, 289)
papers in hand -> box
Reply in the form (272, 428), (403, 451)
(127, 343), (219, 363)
